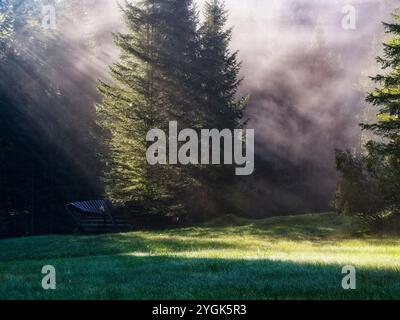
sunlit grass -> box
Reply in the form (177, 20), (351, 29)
(0, 213), (399, 299)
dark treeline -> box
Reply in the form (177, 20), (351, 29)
(0, 0), (105, 237)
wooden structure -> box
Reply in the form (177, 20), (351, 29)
(66, 200), (132, 233)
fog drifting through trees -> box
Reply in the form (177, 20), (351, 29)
(8, 0), (399, 218)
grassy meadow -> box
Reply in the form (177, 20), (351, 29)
(0, 213), (399, 300)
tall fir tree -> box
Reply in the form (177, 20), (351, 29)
(189, 0), (247, 219)
(199, 0), (246, 129)
(362, 13), (400, 158)
(97, 0), (201, 215)
(360, 12), (400, 212)
(335, 11), (400, 223)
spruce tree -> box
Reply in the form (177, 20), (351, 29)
(335, 11), (400, 223)
(360, 12), (400, 214)
(362, 14), (400, 158)
(199, 0), (246, 129)
(188, 0), (247, 218)
(97, 0), (201, 214)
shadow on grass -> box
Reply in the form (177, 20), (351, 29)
(0, 232), (247, 262)
(1, 255), (399, 300)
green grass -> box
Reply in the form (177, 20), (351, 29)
(0, 213), (399, 300)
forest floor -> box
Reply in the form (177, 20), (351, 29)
(0, 213), (399, 300)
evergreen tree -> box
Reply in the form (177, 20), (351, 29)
(335, 11), (400, 225)
(360, 12), (400, 214)
(97, 0), (201, 214)
(362, 14), (400, 158)
(198, 0), (246, 129)
(183, 0), (248, 219)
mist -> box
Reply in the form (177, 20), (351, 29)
(219, 0), (396, 215)
(13, 0), (398, 217)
